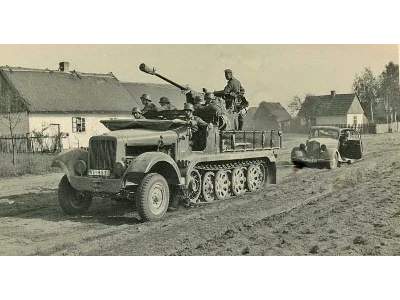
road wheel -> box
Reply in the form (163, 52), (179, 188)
(231, 167), (246, 196)
(202, 171), (215, 202)
(247, 164), (265, 192)
(215, 170), (231, 200)
(58, 175), (92, 215)
(187, 169), (202, 204)
(328, 153), (338, 169)
(136, 173), (169, 222)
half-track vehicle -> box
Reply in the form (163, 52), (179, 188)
(52, 64), (282, 221)
(291, 126), (363, 169)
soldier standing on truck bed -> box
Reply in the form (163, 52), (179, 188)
(159, 96), (177, 111)
(214, 69), (249, 130)
(140, 93), (158, 114)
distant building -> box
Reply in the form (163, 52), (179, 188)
(298, 91), (368, 127)
(0, 63), (186, 149)
(244, 101), (291, 131)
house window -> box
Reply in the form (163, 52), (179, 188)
(72, 117), (86, 133)
(353, 116), (358, 125)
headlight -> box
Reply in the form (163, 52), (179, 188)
(74, 160), (87, 176)
(320, 144), (327, 152)
(113, 161), (126, 178)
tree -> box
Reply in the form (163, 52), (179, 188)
(0, 83), (27, 165)
(379, 62), (400, 122)
(288, 95), (303, 117)
(352, 67), (379, 122)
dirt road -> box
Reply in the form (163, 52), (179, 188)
(0, 133), (399, 255)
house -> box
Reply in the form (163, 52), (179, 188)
(244, 101), (291, 131)
(298, 91), (368, 127)
(0, 62), (186, 149)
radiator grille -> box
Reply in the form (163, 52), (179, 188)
(88, 136), (117, 172)
(307, 141), (320, 158)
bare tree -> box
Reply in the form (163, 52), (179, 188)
(288, 95), (303, 117)
(0, 85), (26, 165)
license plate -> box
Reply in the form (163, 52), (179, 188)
(88, 169), (110, 176)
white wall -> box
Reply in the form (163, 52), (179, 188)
(346, 113), (367, 126)
(28, 112), (131, 149)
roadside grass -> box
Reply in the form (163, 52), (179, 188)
(0, 153), (59, 177)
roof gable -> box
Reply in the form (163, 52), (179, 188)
(256, 101), (291, 122)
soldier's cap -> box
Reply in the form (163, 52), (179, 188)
(183, 103), (195, 111)
(224, 69), (233, 74)
(140, 93), (151, 101)
(132, 107), (142, 114)
(159, 96), (170, 104)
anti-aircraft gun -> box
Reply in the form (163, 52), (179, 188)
(139, 63), (232, 129)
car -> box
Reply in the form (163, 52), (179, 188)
(291, 126), (363, 169)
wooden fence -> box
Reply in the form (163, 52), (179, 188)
(0, 134), (64, 153)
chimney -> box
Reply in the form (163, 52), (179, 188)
(330, 90), (336, 98)
(59, 61), (70, 72)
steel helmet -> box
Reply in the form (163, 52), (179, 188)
(159, 96), (170, 104)
(140, 93), (151, 102)
(184, 103), (194, 111)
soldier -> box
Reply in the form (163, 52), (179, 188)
(193, 95), (205, 111)
(140, 93), (158, 114)
(214, 69), (248, 130)
(182, 103), (208, 134)
(132, 107), (145, 119)
(159, 96), (177, 111)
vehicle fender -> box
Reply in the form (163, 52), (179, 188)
(125, 152), (182, 185)
(51, 149), (88, 180)
(320, 147), (338, 160)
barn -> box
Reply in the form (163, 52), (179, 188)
(0, 63), (186, 149)
(244, 101), (291, 131)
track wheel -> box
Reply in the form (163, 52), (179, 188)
(187, 169), (202, 204)
(215, 170), (231, 200)
(231, 167), (246, 196)
(136, 173), (169, 222)
(202, 171), (215, 202)
(58, 175), (92, 215)
(247, 164), (266, 192)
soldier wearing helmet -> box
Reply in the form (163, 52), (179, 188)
(132, 107), (145, 119)
(140, 93), (158, 114)
(159, 96), (177, 111)
(214, 69), (248, 130)
(182, 103), (208, 134)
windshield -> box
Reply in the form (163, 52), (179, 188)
(309, 128), (339, 139)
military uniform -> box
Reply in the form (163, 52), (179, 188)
(185, 115), (208, 134)
(214, 70), (248, 130)
(159, 103), (177, 111)
(132, 107), (146, 119)
(142, 102), (158, 114)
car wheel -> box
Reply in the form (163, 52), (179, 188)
(58, 175), (92, 215)
(136, 173), (169, 222)
(328, 153), (338, 169)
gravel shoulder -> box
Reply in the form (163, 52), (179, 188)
(0, 133), (399, 256)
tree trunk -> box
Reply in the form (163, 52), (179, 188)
(370, 101), (374, 123)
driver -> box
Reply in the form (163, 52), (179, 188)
(182, 103), (208, 134)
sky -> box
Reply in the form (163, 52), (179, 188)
(0, 45), (398, 108)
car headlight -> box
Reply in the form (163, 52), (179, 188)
(113, 161), (126, 178)
(320, 144), (327, 152)
(74, 160), (87, 176)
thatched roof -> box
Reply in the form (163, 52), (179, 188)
(0, 66), (135, 113)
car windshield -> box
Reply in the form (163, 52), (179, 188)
(310, 128), (339, 139)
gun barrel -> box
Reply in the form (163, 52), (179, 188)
(139, 63), (188, 91)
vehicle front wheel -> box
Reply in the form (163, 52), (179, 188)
(58, 175), (92, 215)
(136, 173), (170, 222)
(328, 153), (338, 169)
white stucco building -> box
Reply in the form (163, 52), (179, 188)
(0, 63), (185, 149)
(298, 91), (368, 127)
